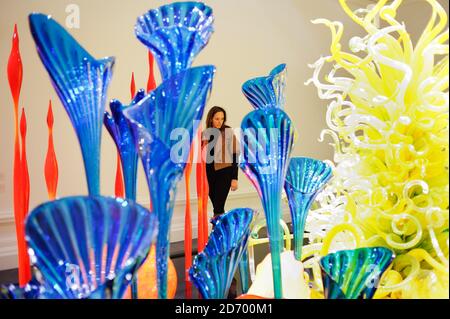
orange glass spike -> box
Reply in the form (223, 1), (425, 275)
(45, 100), (59, 200)
(147, 51), (156, 93)
(130, 72), (136, 99)
(114, 153), (125, 198)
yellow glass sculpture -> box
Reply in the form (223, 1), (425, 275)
(305, 0), (449, 299)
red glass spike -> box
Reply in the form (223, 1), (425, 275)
(7, 24), (23, 113)
(130, 72), (136, 99)
(7, 24), (28, 286)
(114, 153), (125, 198)
(45, 100), (59, 200)
(19, 108), (31, 285)
(196, 126), (205, 252)
(147, 51), (156, 93)
(184, 144), (194, 298)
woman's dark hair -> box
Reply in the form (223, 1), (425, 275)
(205, 106), (227, 129)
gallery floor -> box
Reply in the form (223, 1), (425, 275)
(0, 226), (283, 299)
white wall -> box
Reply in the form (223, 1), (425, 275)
(0, 0), (446, 270)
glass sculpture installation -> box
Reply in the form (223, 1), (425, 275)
(29, 13), (115, 195)
(124, 2), (216, 299)
(305, 0), (449, 298)
(319, 247), (395, 299)
(104, 89), (146, 201)
(284, 157), (332, 260)
(242, 63), (287, 110)
(240, 108), (294, 298)
(25, 196), (158, 299)
(189, 208), (255, 299)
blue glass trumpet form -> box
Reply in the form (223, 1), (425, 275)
(242, 64), (287, 110)
(320, 247), (395, 299)
(284, 157), (332, 260)
(135, 2), (214, 81)
(104, 89), (146, 201)
(189, 208), (255, 299)
(25, 196), (158, 299)
(29, 14), (115, 195)
(123, 65), (215, 299)
(240, 108), (294, 299)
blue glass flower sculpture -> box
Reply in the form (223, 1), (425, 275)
(29, 14), (115, 195)
(285, 157), (332, 261)
(0, 278), (56, 299)
(189, 208), (255, 299)
(25, 196), (158, 299)
(104, 89), (146, 201)
(320, 247), (395, 299)
(135, 2), (214, 81)
(240, 108), (294, 299)
(242, 64), (287, 110)
(123, 65), (215, 298)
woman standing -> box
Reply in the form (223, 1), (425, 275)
(202, 106), (239, 220)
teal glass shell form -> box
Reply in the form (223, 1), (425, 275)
(240, 108), (294, 298)
(242, 64), (287, 109)
(29, 14), (115, 195)
(104, 89), (146, 200)
(320, 247), (395, 299)
(135, 2), (214, 81)
(189, 208), (255, 299)
(284, 157), (332, 260)
(123, 65), (215, 298)
(24, 196), (158, 299)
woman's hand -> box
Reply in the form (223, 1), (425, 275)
(231, 179), (238, 191)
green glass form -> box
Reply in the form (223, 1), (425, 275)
(320, 247), (395, 299)
(285, 157), (332, 260)
(189, 208), (255, 299)
(240, 108), (294, 299)
(238, 250), (250, 294)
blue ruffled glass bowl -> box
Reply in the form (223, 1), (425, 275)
(284, 157), (332, 260)
(320, 247), (395, 299)
(135, 2), (214, 81)
(24, 196), (158, 299)
(189, 208), (255, 299)
(242, 64), (287, 110)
